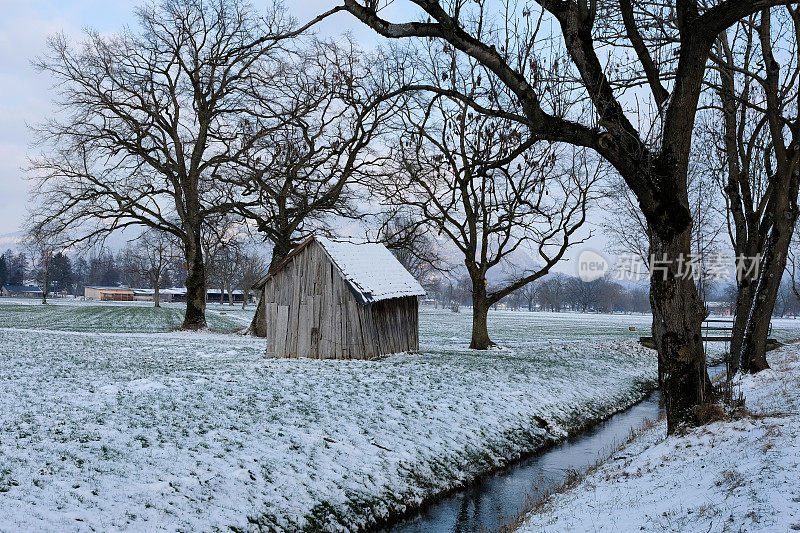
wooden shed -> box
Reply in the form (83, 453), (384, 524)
(254, 236), (426, 359)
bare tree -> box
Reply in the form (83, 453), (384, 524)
(335, 0), (795, 432)
(786, 228), (800, 299)
(598, 275), (624, 313)
(774, 277), (800, 317)
(202, 215), (249, 306)
(372, 38), (596, 348)
(373, 211), (447, 281)
(567, 276), (601, 312)
(701, 7), (800, 373)
(389, 110), (594, 347)
(228, 38), (401, 336)
(27, 0), (333, 330)
(216, 245), (242, 306)
(235, 252), (267, 310)
(122, 230), (180, 307)
(24, 222), (62, 305)
(503, 287), (523, 310)
(538, 273), (569, 312)
(519, 281), (540, 312)
(421, 276), (445, 307)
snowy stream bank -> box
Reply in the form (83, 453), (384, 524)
(516, 346), (800, 532)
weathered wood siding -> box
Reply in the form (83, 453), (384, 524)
(262, 241), (420, 359)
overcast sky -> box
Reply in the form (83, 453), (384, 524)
(0, 1), (604, 273)
(0, 1), (385, 239)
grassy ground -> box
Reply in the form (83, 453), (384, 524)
(0, 298), (249, 333)
(5, 297), (800, 342)
(1, 300), (797, 531)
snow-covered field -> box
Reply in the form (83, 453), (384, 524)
(0, 298), (252, 333)
(516, 344), (800, 533)
(0, 299), (796, 531)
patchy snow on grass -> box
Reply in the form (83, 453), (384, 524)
(515, 345), (800, 533)
(0, 298), (247, 333)
(0, 305), (664, 531)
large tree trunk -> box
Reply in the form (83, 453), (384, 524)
(639, 34), (717, 432)
(729, 281), (755, 375)
(250, 289), (268, 337)
(729, 229), (794, 376)
(469, 280), (494, 350)
(736, 12), (800, 373)
(249, 236), (294, 337)
(182, 231), (207, 330)
(154, 280), (160, 308)
(740, 219), (795, 372)
(41, 270), (48, 305)
(732, 164), (799, 373)
(648, 213), (712, 433)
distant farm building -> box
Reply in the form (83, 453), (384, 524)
(163, 288), (187, 302)
(1, 285), (43, 298)
(206, 289), (246, 304)
(84, 286), (135, 301)
(130, 287), (244, 303)
(40, 284), (241, 303)
(129, 288), (187, 303)
(254, 236), (426, 359)
(133, 288), (157, 302)
(706, 301), (733, 316)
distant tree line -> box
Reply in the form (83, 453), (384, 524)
(0, 251), (28, 286)
(1, 234), (266, 308)
(424, 272), (651, 314)
(1, 248), (141, 296)
(424, 270), (800, 318)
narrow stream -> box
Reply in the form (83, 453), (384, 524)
(382, 364), (726, 533)
(381, 391), (662, 533)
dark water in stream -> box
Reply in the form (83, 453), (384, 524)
(382, 391), (663, 533)
(383, 364), (726, 533)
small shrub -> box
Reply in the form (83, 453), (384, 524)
(693, 402), (727, 425)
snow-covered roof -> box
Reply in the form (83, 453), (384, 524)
(207, 289), (244, 295)
(132, 288), (155, 295)
(85, 286), (134, 293)
(315, 237), (426, 304)
(163, 288), (187, 295)
(2, 285), (42, 293)
(256, 236), (426, 304)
